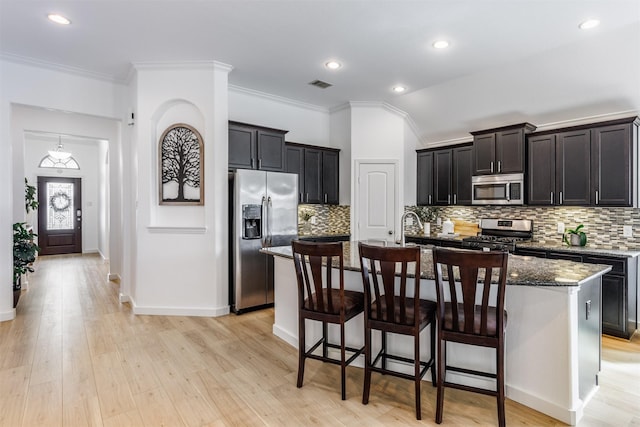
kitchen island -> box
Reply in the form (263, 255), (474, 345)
(262, 242), (612, 425)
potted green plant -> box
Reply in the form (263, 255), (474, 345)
(25, 178), (39, 213)
(563, 224), (587, 247)
(414, 206), (440, 236)
(298, 208), (315, 235)
(13, 222), (39, 307)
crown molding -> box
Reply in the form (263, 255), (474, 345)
(132, 60), (230, 71)
(534, 110), (640, 132)
(1, 52), (124, 84)
(418, 136), (474, 149)
(229, 84), (328, 113)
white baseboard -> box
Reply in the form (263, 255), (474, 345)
(0, 308), (16, 322)
(131, 300), (230, 317)
(273, 324), (298, 347)
(507, 383), (583, 425)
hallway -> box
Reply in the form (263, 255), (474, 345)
(0, 254), (638, 426)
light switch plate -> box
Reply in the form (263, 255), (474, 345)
(557, 222), (565, 234)
(623, 225), (632, 237)
(406, 217), (414, 225)
(310, 216), (317, 225)
(437, 217), (442, 226)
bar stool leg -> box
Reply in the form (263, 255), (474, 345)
(297, 317), (306, 388)
(340, 322), (346, 400)
(435, 338), (445, 424)
(497, 339), (506, 427)
(430, 318), (436, 386)
(414, 332), (422, 420)
(362, 323), (371, 404)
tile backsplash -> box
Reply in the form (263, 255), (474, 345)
(406, 205), (640, 250)
(298, 203), (640, 249)
(298, 204), (350, 235)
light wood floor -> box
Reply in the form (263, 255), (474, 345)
(1, 254), (638, 426)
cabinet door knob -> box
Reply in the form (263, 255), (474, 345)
(497, 160), (501, 173)
(453, 194), (457, 204)
(550, 192), (554, 205)
(490, 161), (494, 173)
(324, 194), (327, 203)
(595, 190), (599, 205)
(559, 191), (563, 205)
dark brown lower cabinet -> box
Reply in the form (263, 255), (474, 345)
(515, 247), (637, 339)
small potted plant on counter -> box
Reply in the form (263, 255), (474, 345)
(414, 206), (440, 236)
(299, 208), (315, 235)
(13, 222), (40, 307)
(563, 224), (587, 247)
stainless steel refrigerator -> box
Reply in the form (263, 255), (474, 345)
(229, 169), (298, 313)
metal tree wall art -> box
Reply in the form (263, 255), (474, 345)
(159, 124), (204, 205)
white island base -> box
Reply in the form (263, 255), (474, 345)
(271, 255), (602, 425)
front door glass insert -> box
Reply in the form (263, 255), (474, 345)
(47, 182), (75, 230)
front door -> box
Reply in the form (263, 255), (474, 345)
(37, 177), (82, 255)
(356, 161), (397, 242)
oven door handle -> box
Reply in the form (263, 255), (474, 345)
(506, 183), (510, 201)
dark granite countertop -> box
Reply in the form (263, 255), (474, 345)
(297, 232), (351, 239)
(262, 241), (611, 287)
(405, 233), (467, 242)
(516, 241), (640, 258)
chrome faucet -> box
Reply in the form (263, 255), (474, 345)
(398, 211), (422, 246)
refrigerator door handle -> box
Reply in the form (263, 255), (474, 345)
(261, 195), (267, 246)
(267, 196), (273, 245)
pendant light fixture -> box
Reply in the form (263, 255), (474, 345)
(39, 135), (79, 169)
(48, 136), (72, 160)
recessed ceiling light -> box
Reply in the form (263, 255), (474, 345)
(392, 86), (406, 93)
(48, 13), (71, 25)
(579, 19), (600, 30)
(432, 40), (450, 49)
(325, 60), (342, 70)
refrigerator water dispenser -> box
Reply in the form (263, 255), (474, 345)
(242, 204), (262, 239)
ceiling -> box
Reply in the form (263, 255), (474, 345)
(1, 0), (639, 144)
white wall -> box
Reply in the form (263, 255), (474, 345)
(24, 134), (102, 254)
(403, 120), (419, 205)
(0, 59), (124, 320)
(329, 105), (352, 205)
(229, 86), (330, 146)
(398, 22), (640, 146)
(128, 62), (231, 316)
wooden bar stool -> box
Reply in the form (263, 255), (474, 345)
(431, 247), (509, 427)
(358, 242), (437, 420)
(291, 240), (365, 400)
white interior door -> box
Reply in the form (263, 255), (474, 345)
(356, 161), (397, 242)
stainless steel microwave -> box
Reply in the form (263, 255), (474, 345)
(472, 173), (524, 205)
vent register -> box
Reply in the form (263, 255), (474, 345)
(308, 79), (332, 89)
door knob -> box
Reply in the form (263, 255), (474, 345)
(388, 230), (393, 235)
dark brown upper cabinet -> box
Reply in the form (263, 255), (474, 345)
(229, 121), (288, 172)
(556, 129), (591, 205)
(285, 142), (339, 205)
(471, 123), (536, 175)
(527, 116), (639, 207)
(434, 149), (453, 205)
(416, 144), (472, 206)
(591, 122), (634, 206)
(453, 145), (473, 205)
(416, 151), (434, 205)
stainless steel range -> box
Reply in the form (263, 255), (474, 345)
(462, 218), (533, 252)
